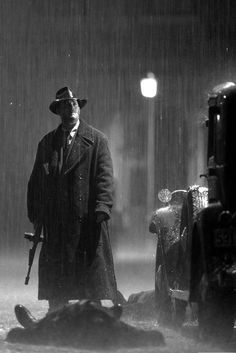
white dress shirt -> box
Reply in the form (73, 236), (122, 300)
(62, 118), (80, 146)
(59, 119), (80, 172)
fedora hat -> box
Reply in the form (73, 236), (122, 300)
(49, 87), (87, 114)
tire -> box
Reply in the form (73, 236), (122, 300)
(198, 276), (235, 342)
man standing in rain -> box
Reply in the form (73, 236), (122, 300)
(27, 87), (118, 313)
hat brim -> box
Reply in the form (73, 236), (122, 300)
(49, 98), (87, 115)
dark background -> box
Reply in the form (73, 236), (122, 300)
(0, 0), (236, 252)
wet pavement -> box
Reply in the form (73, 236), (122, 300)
(0, 254), (235, 353)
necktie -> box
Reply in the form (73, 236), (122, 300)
(63, 131), (70, 162)
(63, 131), (70, 149)
(58, 131), (70, 173)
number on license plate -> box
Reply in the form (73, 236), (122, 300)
(214, 228), (236, 247)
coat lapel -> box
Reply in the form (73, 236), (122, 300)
(63, 118), (94, 175)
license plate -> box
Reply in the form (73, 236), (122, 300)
(214, 228), (236, 247)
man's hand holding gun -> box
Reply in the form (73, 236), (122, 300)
(24, 222), (44, 285)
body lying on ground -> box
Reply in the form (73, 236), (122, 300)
(7, 300), (165, 349)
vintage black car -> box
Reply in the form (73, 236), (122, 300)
(190, 82), (236, 341)
(149, 82), (236, 341)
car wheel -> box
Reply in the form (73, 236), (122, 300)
(197, 275), (235, 342)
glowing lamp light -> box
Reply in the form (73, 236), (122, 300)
(140, 72), (157, 98)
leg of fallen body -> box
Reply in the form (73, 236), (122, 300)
(48, 298), (69, 313)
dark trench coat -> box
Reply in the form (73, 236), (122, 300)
(27, 118), (118, 302)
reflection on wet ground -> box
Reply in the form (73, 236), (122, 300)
(0, 253), (235, 353)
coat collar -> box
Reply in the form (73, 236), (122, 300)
(53, 118), (94, 144)
(76, 118), (95, 143)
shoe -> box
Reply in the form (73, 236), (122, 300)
(14, 304), (37, 328)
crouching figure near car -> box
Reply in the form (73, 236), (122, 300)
(149, 187), (208, 327)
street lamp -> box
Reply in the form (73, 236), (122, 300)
(140, 72), (158, 215)
(140, 72), (157, 98)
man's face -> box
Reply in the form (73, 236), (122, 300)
(58, 99), (80, 125)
